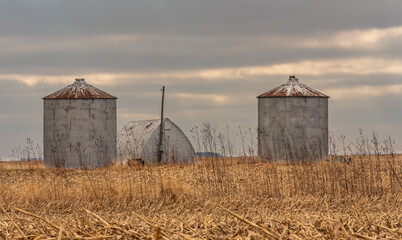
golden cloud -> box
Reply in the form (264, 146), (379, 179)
(300, 26), (402, 50)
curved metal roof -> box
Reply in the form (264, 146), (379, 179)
(257, 76), (329, 98)
(43, 79), (117, 99)
(117, 118), (196, 161)
(118, 119), (162, 152)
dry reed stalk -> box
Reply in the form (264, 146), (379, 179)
(154, 226), (161, 240)
(32, 235), (44, 240)
(279, 225), (288, 240)
(131, 211), (170, 239)
(218, 205), (280, 239)
(132, 211), (197, 240)
(14, 207), (60, 231)
(350, 232), (377, 240)
(83, 208), (110, 227)
(57, 225), (64, 240)
(0, 204), (27, 239)
(0, 157), (401, 239)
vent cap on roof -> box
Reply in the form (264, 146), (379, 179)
(288, 75), (298, 82)
(257, 75), (329, 98)
(43, 78), (117, 99)
(75, 78), (85, 83)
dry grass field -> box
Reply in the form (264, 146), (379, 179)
(0, 155), (401, 239)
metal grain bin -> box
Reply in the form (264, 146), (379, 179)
(43, 79), (117, 168)
(257, 76), (329, 161)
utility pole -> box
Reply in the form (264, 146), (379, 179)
(158, 86), (165, 163)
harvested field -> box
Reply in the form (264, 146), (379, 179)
(0, 155), (401, 239)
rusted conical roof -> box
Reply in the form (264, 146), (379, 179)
(43, 79), (117, 99)
(257, 76), (329, 98)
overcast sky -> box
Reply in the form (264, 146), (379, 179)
(1, 1), (402, 158)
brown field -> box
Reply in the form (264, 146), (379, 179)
(0, 155), (401, 239)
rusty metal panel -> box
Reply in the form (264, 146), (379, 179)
(257, 76), (329, 98)
(43, 79), (117, 99)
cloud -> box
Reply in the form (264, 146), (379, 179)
(1, 1), (402, 157)
(173, 93), (229, 105)
(0, 114), (14, 120)
(0, 73), (130, 86)
(300, 26), (402, 50)
(2, 25), (402, 63)
(325, 84), (402, 99)
(0, 35), (142, 53)
(2, 57), (402, 86)
(118, 112), (158, 121)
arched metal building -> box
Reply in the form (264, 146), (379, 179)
(43, 78), (117, 168)
(257, 76), (329, 161)
(117, 118), (196, 164)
